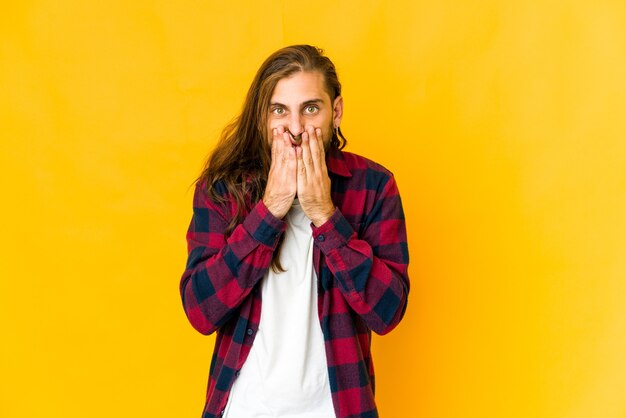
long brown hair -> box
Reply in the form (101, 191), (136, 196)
(198, 45), (347, 271)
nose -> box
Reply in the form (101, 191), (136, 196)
(287, 114), (304, 138)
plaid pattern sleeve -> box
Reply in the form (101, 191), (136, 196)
(180, 179), (286, 335)
(180, 149), (409, 418)
(311, 169), (409, 335)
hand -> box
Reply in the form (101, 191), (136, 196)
(296, 126), (335, 227)
(262, 127), (297, 219)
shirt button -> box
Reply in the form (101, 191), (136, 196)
(235, 370), (241, 378)
(246, 328), (254, 336)
(317, 234), (325, 242)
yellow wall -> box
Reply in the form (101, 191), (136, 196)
(2, 1), (625, 417)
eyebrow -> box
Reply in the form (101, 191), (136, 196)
(270, 99), (324, 107)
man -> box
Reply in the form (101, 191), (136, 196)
(180, 45), (409, 418)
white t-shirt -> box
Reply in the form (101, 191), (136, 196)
(223, 200), (336, 418)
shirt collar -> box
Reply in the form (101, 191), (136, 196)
(326, 147), (352, 178)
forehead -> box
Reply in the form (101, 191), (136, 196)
(270, 71), (331, 104)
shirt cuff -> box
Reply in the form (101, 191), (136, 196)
(311, 208), (356, 253)
(242, 199), (286, 248)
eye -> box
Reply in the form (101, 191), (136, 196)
(272, 107), (285, 115)
(304, 105), (319, 114)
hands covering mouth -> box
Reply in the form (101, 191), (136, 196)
(263, 125), (334, 226)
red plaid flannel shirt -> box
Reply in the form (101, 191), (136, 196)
(180, 148), (410, 418)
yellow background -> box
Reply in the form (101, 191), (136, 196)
(2, 1), (625, 417)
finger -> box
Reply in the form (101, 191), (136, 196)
(301, 129), (315, 176)
(307, 126), (323, 175)
(273, 127), (284, 143)
(295, 145), (306, 184)
(316, 127), (328, 171)
(276, 132), (293, 172)
(271, 128), (279, 162)
(297, 137), (308, 182)
(295, 134), (305, 169)
(287, 143), (298, 182)
(274, 130), (284, 156)
(283, 132), (294, 162)
(270, 131), (280, 169)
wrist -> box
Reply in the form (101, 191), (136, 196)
(311, 206), (335, 227)
(263, 197), (284, 219)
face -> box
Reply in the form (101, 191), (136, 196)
(267, 71), (343, 148)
